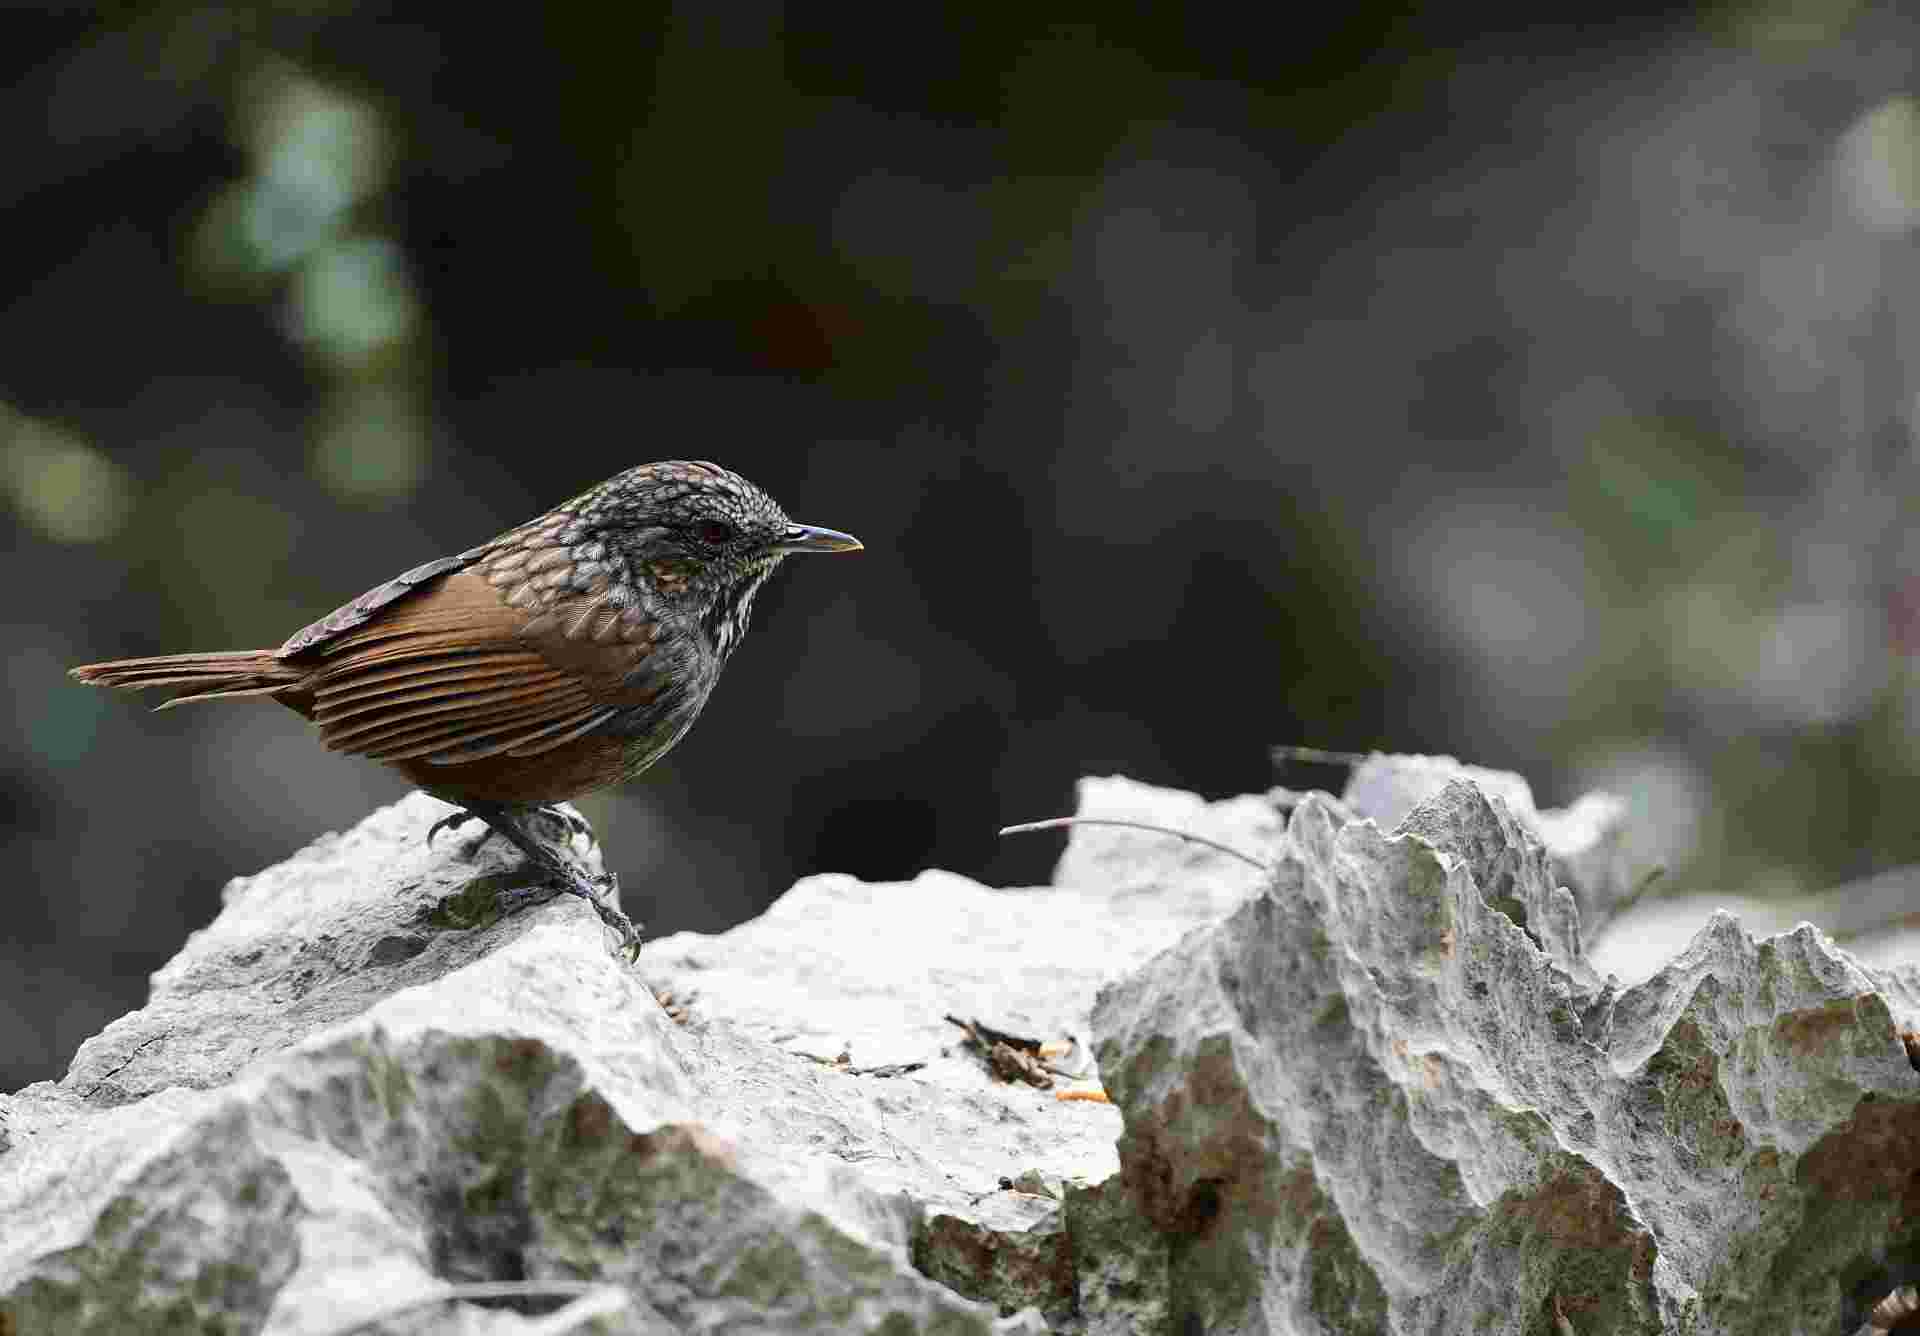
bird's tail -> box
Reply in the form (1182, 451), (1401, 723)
(69, 650), (303, 709)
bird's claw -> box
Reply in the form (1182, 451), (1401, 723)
(427, 810), (478, 847)
(549, 864), (641, 961)
(602, 896), (644, 964)
(487, 858), (641, 962)
(427, 800), (636, 961)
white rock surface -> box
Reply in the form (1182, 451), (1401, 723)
(0, 795), (1048, 1334)
(0, 777), (1269, 1333)
(1093, 776), (1920, 1334)
(1339, 751), (1643, 936)
(4, 759), (1916, 1334)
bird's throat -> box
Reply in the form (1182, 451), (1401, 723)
(701, 562), (776, 662)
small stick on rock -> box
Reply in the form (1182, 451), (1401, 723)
(792, 1045), (926, 1078)
(1269, 744), (1371, 768)
(999, 817), (1270, 873)
(853, 1061), (927, 1078)
(944, 1015), (1042, 1053)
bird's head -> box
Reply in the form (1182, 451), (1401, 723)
(582, 460), (861, 655)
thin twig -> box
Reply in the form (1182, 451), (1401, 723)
(944, 1014), (1041, 1052)
(1270, 744), (1371, 767)
(999, 817), (1270, 872)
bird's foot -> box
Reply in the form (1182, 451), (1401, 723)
(560, 866), (640, 962)
(428, 803), (597, 855)
(492, 865), (641, 961)
(428, 809), (500, 862)
(427, 809), (479, 847)
(442, 800), (639, 961)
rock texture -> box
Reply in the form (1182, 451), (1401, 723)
(3, 757), (1917, 1334)
(1092, 770), (1920, 1335)
(0, 799), (1046, 1334)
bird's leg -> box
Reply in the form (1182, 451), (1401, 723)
(523, 803), (599, 851)
(446, 800), (640, 960)
(557, 805), (597, 848)
(428, 803), (597, 854)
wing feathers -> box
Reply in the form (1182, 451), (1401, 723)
(348, 706), (557, 760)
(321, 682), (586, 749)
(312, 654), (556, 705)
(318, 671), (574, 731)
(281, 551), (483, 656)
(298, 567), (643, 766)
(502, 709), (618, 758)
(358, 701), (596, 761)
(418, 706), (616, 765)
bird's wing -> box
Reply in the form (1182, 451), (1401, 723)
(279, 548), (490, 656)
(295, 538), (671, 766)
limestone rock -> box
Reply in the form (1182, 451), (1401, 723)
(1339, 751), (1644, 936)
(6, 762), (1917, 1335)
(638, 773), (1275, 1326)
(1092, 779), (1920, 1334)
(0, 794), (1042, 1335)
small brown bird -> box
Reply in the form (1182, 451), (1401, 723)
(71, 460), (861, 955)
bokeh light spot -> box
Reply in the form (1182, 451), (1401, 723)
(293, 236), (419, 367)
(310, 383), (430, 503)
(1842, 96), (1920, 231)
(0, 410), (134, 544)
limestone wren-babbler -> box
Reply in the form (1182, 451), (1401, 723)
(70, 460), (862, 955)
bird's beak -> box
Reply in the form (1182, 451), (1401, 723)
(777, 523), (863, 554)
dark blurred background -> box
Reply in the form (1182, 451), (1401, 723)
(9, 2), (1920, 1087)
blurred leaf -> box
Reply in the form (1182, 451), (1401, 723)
(1719, 0), (1868, 51)
(190, 60), (391, 286)
(170, 485), (303, 639)
(310, 381), (429, 503)
(293, 235), (419, 367)
(0, 409), (134, 545)
(1842, 96), (1920, 230)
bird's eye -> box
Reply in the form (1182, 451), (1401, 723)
(698, 520), (734, 546)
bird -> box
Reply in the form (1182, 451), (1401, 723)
(70, 459), (862, 957)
